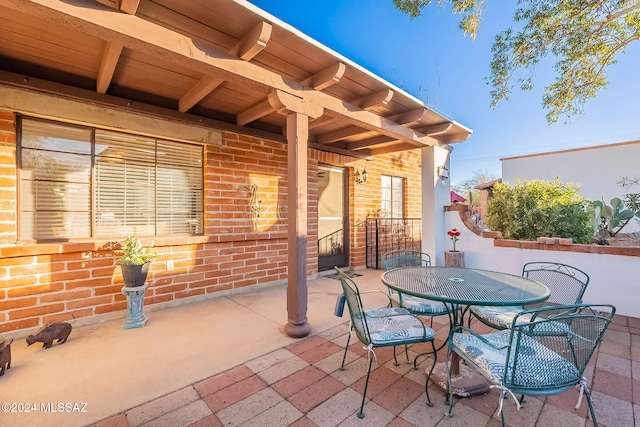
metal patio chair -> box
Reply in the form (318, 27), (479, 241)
(334, 267), (437, 419)
(447, 303), (615, 426)
(382, 250), (451, 323)
(469, 262), (589, 330)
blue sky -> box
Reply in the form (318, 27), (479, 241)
(248, 1), (640, 184)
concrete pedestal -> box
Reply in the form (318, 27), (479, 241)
(121, 284), (149, 329)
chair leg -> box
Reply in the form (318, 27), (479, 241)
(423, 341), (437, 407)
(358, 355), (374, 418)
(340, 330), (352, 370)
(584, 388), (599, 427)
(445, 349), (455, 415)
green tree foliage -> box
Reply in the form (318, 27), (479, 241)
(393, 1), (640, 124)
(486, 179), (592, 243)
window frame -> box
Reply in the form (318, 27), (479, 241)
(17, 115), (204, 242)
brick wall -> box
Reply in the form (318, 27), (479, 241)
(0, 109), (424, 335)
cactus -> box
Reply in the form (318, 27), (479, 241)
(587, 197), (637, 243)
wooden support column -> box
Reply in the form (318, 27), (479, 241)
(268, 90), (323, 338)
(285, 112), (311, 338)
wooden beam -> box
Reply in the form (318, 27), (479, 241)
(370, 142), (420, 156)
(237, 98), (275, 126)
(387, 108), (428, 125)
(308, 115), (336, 130)
(179, 21), (271, 112)
(228, 21), (272, 60)
(96, 41), (122, 93)
(345, 135), (395, 150)
(118, 0), (139, 15)
(317, 126), (367, 144)
(178, 75), (224, 113)
(420, 122), (453, 136)
(1, 0), (463, 147)
(309, 142), (372, 159)
(354, 89), (394, 110)
(301, 62), (346, 90)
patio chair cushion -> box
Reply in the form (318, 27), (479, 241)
(470, 305), (572, 335)
(451, 330), (579, 388)
(355, 308), (435, 345)
(470, 305), (526, 329)
(390, 292), (450, 315)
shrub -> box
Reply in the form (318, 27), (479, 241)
(486, 179), (592, 244)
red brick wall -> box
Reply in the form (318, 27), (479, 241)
(0, 109), (424, 334)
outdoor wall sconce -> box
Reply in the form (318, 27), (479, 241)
(354, 167), (368, 185)
(437, 165), (449, 181)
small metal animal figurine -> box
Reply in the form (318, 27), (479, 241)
(0, 339), (12, 376)
(26, 322), (72, 349)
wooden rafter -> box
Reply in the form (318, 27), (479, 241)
(118, 0), (139, 14)
(387, 108), (428, 125)
(179, 21), (272, 113)
(345, 135), (396, 150)
(2, 0), (456, 148)
(354, 89), (394, 110)
(301, 62), (346, 90)
(420, 122), (453, 136)
(317, 126), (367, 145)
(237, 98), (274, 126)
(96, 41), (122, 93)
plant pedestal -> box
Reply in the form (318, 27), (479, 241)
(445, 251), (465, 267)
(121, 284), (149, 329)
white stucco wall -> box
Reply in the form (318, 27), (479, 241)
(502, 141), (640, 232)
(443, 211), (639, 318)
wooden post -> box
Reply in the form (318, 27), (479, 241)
(444, 251), (465, 267)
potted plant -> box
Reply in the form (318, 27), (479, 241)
(116, 235), (158, 287)
(445, 228), (465, 267)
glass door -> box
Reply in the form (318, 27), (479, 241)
(317, 166), (347, 271)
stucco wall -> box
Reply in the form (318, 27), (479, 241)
(444, 208), (640, 318)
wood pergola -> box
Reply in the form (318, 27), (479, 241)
(0, 0), (472, 337)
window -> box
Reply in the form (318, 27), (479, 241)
(381, 175), (404, 218)
(19, 117), (203, 241)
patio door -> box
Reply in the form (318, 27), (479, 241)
(317, 166), (347, 271)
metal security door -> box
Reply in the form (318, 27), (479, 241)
(317, 166), (347, 271)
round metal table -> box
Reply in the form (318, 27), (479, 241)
(382, 266), (550, 397)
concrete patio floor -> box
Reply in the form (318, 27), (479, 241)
(2, 269), (638, 427)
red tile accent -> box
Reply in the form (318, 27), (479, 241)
(286, 334), (328, 355)
(545, 387), (589, 419)
(88, 413), (129, 427)
(272, 365), (327, 398)
(203, 374), (267, 412)
(187, 414), (222, 427)
(350, 365), (403, 398)
(386, 418), (417, 427)
(288, 416), (318, 427)
(592, 369), (632, 402)
(296, 340), (343, 364)
(287, 375), (346, 413)
(371, 376), (424, 415)
(194, 365), (254, 397)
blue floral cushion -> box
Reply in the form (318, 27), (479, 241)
(390, 292), (450, 315)
(470, 306), (572, 335)
(451, 330), (579, 388)
(470, 305), (527, 329)
(354, 308), (435, 345)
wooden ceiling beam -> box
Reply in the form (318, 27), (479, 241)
(420, 122), (453, 136)
(228, 21), (272, 60)
(118, 0), (139, 15)
(309, 142), (371, 159)
(179, 21), (272, 112)
(317, 126), (367, 145)
(2, 0), (463, 147)
(237, 98), (275, 126)
(354, 89), (394, 110)
(370, 142), (419, 156)
(345, 135), (395, 150)
(96, 41), (122, 94)
(386, 108), (428, 125)
(301, 62), (346, 90)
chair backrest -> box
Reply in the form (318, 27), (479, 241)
(382, 250), (431, 271)
(522, 262), (589, 308)
(504, 303), (615, 392)
(335, 267), (371, 345)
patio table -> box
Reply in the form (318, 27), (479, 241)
(381, 266), (550, 397)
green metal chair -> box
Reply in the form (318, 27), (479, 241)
(334, 267), (437, 419)
(469, 262), (590, 330)
(447, 303), (615, 426)
(382, 250), (451, 321)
